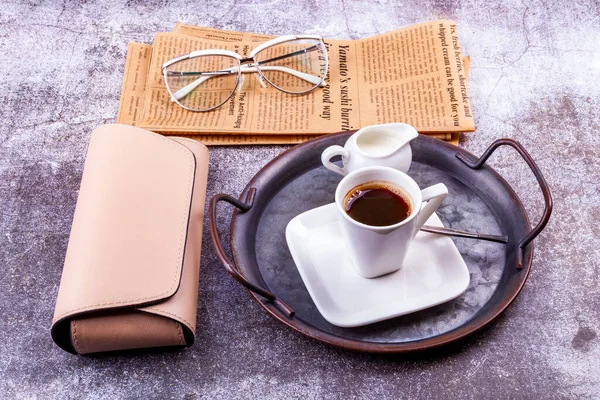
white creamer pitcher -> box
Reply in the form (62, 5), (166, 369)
(321, 123), (418, 175)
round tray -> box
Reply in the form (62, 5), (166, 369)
(209, 133), (552, 353)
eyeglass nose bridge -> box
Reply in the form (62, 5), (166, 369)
(236, 58), (268, 89)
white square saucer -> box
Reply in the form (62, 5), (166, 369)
(285, 203), (470, 327)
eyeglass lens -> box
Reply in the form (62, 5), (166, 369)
(164, 55), (240, 111)
(254, 39), (327, 93)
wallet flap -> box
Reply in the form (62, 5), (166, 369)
(52, 124), (196, 324)
(138, 137), (209, 336)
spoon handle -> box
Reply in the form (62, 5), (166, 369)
(421, 225), (508, 244)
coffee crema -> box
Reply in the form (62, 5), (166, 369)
(343, 181), (412, 227)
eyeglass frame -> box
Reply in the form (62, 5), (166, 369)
(161, 34), (329, 112)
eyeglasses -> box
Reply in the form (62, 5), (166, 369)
(162, 35), (329, 112)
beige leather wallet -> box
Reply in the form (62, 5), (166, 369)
(51, 124), (209, 354)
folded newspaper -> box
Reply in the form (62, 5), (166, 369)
(117, 21), (473, 145)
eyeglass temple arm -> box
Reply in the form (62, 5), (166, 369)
(170, 65), (326, 102)
(254, 44), (321, 66)
(168, 45), (321, 78)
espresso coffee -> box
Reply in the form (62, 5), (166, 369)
(344, 181), (412, 226)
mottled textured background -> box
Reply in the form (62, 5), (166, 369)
(1, 0), (599, 399)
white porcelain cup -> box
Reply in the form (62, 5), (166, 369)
(335, 166), (448, 278)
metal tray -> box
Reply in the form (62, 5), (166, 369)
(208, 133), (552, 353)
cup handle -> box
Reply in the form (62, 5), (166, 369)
(415, 183), (448, 232)
(321, 145), (350, 176)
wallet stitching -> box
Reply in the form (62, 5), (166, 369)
(53, 129), (195, 322)
(71, 321), (82, 354)
(175, 322), (185, 346)
(143, 308), (194, 331)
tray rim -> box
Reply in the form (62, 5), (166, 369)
(225, 132), (537, 353)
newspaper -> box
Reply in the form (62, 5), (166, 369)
(117, 21), (473, 145)
(116, 45), (468, 145)
(117, 42), (152, 127)
(115, 39), (460, 144)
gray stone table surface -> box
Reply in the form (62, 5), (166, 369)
(1, 0), (598, 398)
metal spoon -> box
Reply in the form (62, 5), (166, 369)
(421, 225), (508, 244)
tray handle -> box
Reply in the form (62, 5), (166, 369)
(456, 138), (553, 269)
(209, 189), (295, 317)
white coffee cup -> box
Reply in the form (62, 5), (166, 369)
(335, 166), (448, 278)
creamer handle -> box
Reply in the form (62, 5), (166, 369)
(321, 145), (349, 176)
